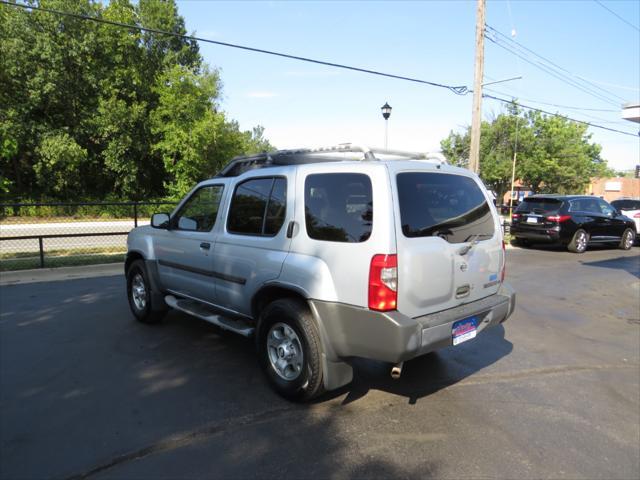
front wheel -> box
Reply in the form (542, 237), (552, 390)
(568, 229), (589, 253)
(257, 298), (325, 402)
(619, 229), (635, 250)
(126, 260), (165, 324)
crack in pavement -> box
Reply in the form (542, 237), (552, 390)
(66, 363), (639, 479)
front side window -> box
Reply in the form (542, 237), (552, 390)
(227, 177), (287, 236)
(305, 173), (373, 243)
(173, 185), (224, 232)
(597, 199), (616, 216)
(397, 172), (495, 243)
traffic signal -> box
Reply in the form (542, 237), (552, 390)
(636, 164), (640, 178)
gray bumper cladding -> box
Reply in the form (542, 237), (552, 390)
(311, 283), (516, 364)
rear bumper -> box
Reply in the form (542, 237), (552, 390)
(310, 283), (516, 364)
(511, 226), (562, 243)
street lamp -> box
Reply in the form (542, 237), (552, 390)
(381, 102), (392, 149)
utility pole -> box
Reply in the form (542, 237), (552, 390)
(469, 0), (486, 174)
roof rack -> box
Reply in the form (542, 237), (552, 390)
(216, 142), (448, 177)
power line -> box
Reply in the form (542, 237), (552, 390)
(483, 93), (638, 137)
(0, 0), (469, 95)
(483, 87), (626, 126)
(593, 0), (640, 32)
(485, 35), (622, 108)
(482, 87), (619, 112)
(485, 25), (628, 105)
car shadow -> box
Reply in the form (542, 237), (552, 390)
(321, 324), (513, 405)
(580, 256), (640, 279)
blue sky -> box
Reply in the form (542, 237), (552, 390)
(176, 0), (640, 170)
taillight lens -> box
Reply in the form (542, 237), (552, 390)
(369, 254), (397, 311)
(546, 215), (571, 223)
(511, 213), (520, 220)
(500, 240), (506, 283)
(634, 212), (640, 218)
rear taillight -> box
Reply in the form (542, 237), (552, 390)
(634, 213), (640, 218)
(511, 213), (520, 219)
(546, 215), (571, 222)
(500, 240), (506, 283)
(369, 254), (397, 312)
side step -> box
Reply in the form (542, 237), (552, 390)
(164, 295), (255, 337)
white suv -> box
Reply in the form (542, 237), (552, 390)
(126, 144), (516, 401)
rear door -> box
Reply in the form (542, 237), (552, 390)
(392, 170), (502, 319)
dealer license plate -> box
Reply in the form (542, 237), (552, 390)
(452, 317), (478, 346)
(526, 216), (539, 223)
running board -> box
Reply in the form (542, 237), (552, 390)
(164, 295), (255, 337)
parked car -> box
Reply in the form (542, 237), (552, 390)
(510, 195), (637, 253)
(125, 144), (515, 401)
(611, 198), (640, 241)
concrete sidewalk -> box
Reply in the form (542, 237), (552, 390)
(0, 262), (123, 286)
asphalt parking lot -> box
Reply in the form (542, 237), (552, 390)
(1, 246), (639, 480)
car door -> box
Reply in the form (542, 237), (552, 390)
(154, 183), (226, 303)
(211, 170), (294, 316)
(597, 198), (626, 239)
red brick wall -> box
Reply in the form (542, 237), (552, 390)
(587, 177), (640, 202)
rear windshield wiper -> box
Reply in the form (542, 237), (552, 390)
(458, 234), (492, 255)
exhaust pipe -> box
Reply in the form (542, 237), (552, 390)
(390, 362), (403, 380)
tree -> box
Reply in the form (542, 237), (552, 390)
(0, 0), (273, 201)
(440, 103), (610, 201)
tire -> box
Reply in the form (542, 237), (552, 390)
(257, 298), (325, 402)
(568, 229), (589, 253)
(619, 228), (635, 250)
(126, 259), (166, 324)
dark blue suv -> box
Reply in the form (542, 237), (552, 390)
(510, 195), (636, 253)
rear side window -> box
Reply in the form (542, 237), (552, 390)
(227, 177), (287, 236)
(396, 172), (494, 243)
(516, 198), (563, 213)
(305, 173), (373, 243)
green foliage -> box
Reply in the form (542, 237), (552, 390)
(440, 102), (611, 200)
(0, 0), (273, 201)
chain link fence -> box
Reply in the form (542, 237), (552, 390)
(0, 202), (177, 271)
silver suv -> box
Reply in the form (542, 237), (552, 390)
(126, 144), (516, 401)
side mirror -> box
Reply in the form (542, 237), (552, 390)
(151, 213), (170, 229)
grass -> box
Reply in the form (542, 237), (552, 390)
(0, 247), (126, 272)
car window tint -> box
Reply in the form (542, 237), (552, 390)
(516, 198), (562, 213)
(597, 199), (615, 215)
(264, 178), (287, 235)
(173, 185), (224, 232)
(228, 178), (274, 235)
(612, 199), (640, 210)
(396, 172), (494, 243)
(305, 173), (373, 243)
(227, 177), (287, 236)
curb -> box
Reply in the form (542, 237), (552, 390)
(0, 262), (123, 286)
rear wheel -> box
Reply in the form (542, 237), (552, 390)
(568, 229), (589, 253)
(619, 229), (635, 250)
(257, 298), (325, 402)
(126, 260), (165, 324)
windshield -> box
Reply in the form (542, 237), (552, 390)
(516, 198), (562, 214)
(611, 199), (640, 210)
(396, 172), (495, 243)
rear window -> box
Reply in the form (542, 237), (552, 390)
(305, 173), (373, 243)
(611, 199), (640, 210)
(516, 198), (563, 214)
(396, 172), (495, 243)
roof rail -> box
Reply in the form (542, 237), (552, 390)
(215, 143), (448, 177)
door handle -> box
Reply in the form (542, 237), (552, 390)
(286, 221), (296, 239)
(200, 242), (211, 250)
